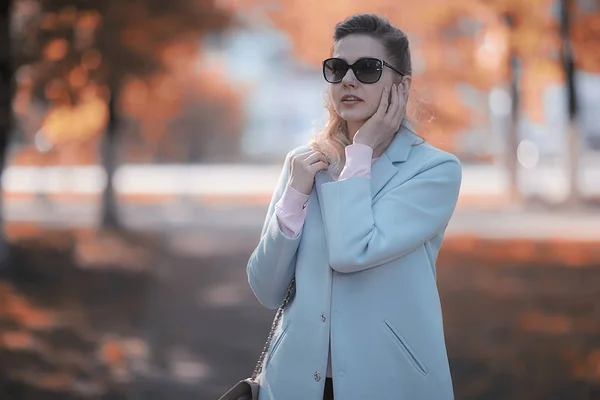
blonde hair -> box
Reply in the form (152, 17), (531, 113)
(309, 101), (351, 175)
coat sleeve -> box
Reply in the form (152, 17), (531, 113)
(319, 158), (462, 274)
(247, 151), (303, 309)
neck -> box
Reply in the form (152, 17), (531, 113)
(346, 121), (363, 142)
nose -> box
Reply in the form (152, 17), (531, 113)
(341, 68), (358, 88)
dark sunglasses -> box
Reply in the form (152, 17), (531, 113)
(322, 57), (404, 84)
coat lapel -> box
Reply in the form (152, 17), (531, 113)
(314, 121), (420, 202)
(314, 170), (334, 244)
(370, 121), (419, 198)
(369, 155), (397, 199)
(314, 170), (333, 216)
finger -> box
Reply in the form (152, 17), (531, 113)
(309, 161), (328, 173)
(294, 151), (318, 167)
(391, 107), (403, 130)
(298, 150), (317, 159)
(307, 150), (328, 164)
(396, 85), (407, 124)
(291, 152), (309, 166)
(313, 151), (328, 165)
(305, 151), (323, 164)
(390, 84), (403, 121)
(386, 84), (398, 117)
(375, 86), (390, 117)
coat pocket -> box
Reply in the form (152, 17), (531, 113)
(383, 319), (428, 376)
(266, 320), (292, 366)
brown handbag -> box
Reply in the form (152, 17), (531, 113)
(218, 278), (295, 400)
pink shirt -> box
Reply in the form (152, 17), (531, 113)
(275, 143), (376, 237)
(274, 143), (376, 378)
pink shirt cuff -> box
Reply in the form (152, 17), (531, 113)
(338, 143), (375, 181)
(275, 144), (375, 237)
(275, 185), (310, 238)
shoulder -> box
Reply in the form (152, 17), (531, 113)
(287, 145), (312, 158)
(412, 137), (461, 167)
(407, 139), (462, 184)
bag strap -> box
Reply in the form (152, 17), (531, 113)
(251, 276), (296, 381)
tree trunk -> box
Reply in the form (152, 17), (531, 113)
(503, 14), (521, 204)
(0, 0), (13, 270)
(506, 53), (521, 204)
(560, 0), (581, 207)
(101, 78), (121, 229)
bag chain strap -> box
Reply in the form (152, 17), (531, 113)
(251, 276), (296, 381)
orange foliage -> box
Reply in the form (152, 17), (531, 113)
(0, 282), (57, 330)
(233, 0), (597, 145)
(519, 311), (572, 334)
(42, 87), (108, 145)
(230, 0), (509, 147)
(1, 331), (36, 350)
(100, 339), (126, 365)
(120, 39), (243, 152)
(41, 372), (73, 390)
(12, 0), (238, 164)
(571, 6), (600, 74)
(43, 38), (68, 62)
(582, 349), (600, 379)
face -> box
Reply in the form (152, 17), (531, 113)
(327, 34), (406, 127)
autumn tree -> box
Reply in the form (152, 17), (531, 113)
(238, 0), (566, 134)
(236, 0), (600, 204)
(228, 0), (510, 154)
(11, 0), (234, 228)
(489, 0), (598, 204)
(0, 1), (13, 269)
(560, 0), (579, 205)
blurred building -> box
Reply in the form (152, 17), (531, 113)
(517, 69), (600, 162)
(204, 27), (327, 161)
(204, 20), (600, 166)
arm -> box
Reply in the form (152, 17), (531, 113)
(338, 144), (374, 181)
(247, 151), (303, 309)
(319, 158), (462, 274)
(275, 144), (369, 237)
(275, 185), (309, 238)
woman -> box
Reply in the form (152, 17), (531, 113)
(247, 13), (461, 400)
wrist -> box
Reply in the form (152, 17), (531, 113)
(345, 143), (374, 160)
(280, 184), (310, 210)
(352, 137), (375, 148)
(288, 178), (310, 195)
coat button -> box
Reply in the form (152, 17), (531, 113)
(314, 371), (321, 382)
(321, 312), (327, 322)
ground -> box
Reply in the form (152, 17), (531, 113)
(0, 202), (599, 399)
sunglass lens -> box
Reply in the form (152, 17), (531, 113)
(323, 59), (348, 83)
(354, 58), (383, 83)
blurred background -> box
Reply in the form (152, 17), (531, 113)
(0, 0), (599, 399)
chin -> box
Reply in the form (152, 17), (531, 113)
(339, 109), (370, 123)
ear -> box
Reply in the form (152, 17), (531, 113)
(399, 75), (412, 94)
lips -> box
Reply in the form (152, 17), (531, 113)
(341, 94), (363, 102)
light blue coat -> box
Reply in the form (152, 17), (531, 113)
(247, 123), (462, 400)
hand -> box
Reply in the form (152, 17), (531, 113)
(353, 84), (406, 155)
(288, 150), (329, 195)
